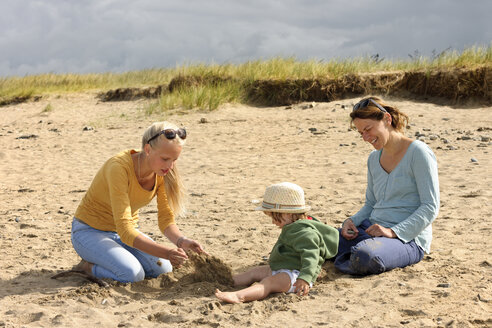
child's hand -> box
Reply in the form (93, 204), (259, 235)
(293, 279), (310, 296)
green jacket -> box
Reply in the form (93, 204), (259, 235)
(269, 218), (339, 284)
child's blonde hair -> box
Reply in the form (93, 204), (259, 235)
(142, 121), (186, 217)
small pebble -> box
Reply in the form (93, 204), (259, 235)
(471, 158), (478, 163)
(437, 283), (451, 288)
(15, 217), (20, 223)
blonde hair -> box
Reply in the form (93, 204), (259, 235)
(268, 211), (307, 222)
(142, 121), (186, 216)
(350, 96), (409, 133)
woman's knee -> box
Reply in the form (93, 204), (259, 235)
(117, 264), (145, 283)
(149, 259), (173, 278)
(349, 242), (386, 275)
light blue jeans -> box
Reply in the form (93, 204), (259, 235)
(71, 218), (172, 283)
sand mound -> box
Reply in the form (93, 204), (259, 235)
(173, 252), (234, 286)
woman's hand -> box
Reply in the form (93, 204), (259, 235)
(293, 279), (310, 296)
(180, 238), (209, 255)
(365, 224), (397, 238)
(341, 219), (359, 240)
(167, 248), (188, 268)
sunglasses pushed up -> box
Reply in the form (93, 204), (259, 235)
(147, 128), (187, 144)
(353, 98), (387, 113)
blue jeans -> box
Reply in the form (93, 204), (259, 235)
(334, 219), (424, 275)
(71, 218), (172, 283)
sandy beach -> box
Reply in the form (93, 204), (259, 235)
(0, 93), (491, 327)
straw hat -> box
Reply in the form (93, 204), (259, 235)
(255, 182), (311, 213)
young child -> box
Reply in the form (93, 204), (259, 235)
(215, 182), (339, 303)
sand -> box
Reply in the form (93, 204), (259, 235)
(0, 93), (491, 327)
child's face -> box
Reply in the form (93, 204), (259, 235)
(266, 212), (294, 228)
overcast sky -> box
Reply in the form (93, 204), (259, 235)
(1, 0), (491, 77)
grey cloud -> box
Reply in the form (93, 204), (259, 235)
(0, 0), (490, 76)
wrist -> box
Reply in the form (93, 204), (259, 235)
(342, 218), (352, 228)
(176, 236), (187, 248)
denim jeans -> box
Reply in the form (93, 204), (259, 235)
(334, 219), (424, 275)
(71, 218), (172, 283)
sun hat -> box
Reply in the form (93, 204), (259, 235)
(255, 182), (311, 213)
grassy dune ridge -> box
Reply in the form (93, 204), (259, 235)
(1, 45), (491, 110)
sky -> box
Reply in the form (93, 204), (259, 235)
(1, 0), (491, 77)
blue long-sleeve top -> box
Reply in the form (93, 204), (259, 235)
(350, 140), (440, 253)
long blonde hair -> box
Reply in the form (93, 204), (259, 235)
(142, 121), (186, 217)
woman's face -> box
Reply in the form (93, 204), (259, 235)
(353, 116), (390, 150)
(145, 140), (182, 176)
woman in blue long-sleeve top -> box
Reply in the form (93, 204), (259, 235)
(335, 97), (440, 275)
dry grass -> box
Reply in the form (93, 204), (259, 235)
(1, 45), (491, 109)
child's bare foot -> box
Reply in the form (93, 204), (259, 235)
(215, 289), (242, 304)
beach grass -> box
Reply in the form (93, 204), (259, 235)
(1, 45), (491, 109)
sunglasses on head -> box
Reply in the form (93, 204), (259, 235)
(147, 128), (187, 144)
(353, 98), (388, 113)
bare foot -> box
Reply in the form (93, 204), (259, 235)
(73, 259), (93, 275)
(52, 259), (108, 287)
(215, 289), (242, 304)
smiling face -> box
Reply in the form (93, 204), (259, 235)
(144, 139), (182, 176)
(353, 116), (391, 150)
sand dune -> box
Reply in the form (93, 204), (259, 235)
(0, 93), (491, 327)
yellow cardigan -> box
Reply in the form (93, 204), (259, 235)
(74, 149), (175, 246)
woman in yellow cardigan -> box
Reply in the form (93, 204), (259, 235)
(71, 121), (205, 283)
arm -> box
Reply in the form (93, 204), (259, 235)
(106, 164), (188, 266)
(156, 183), (207, 254)
(391, 145), (440, 242)
(106, 162), (143, 245)
(133, 234), (188, 267)
(163, 224), (207, 254)
(291, 229), (321, 286)
(342, 155), (377, 239)
(349, 155), (377, 227)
